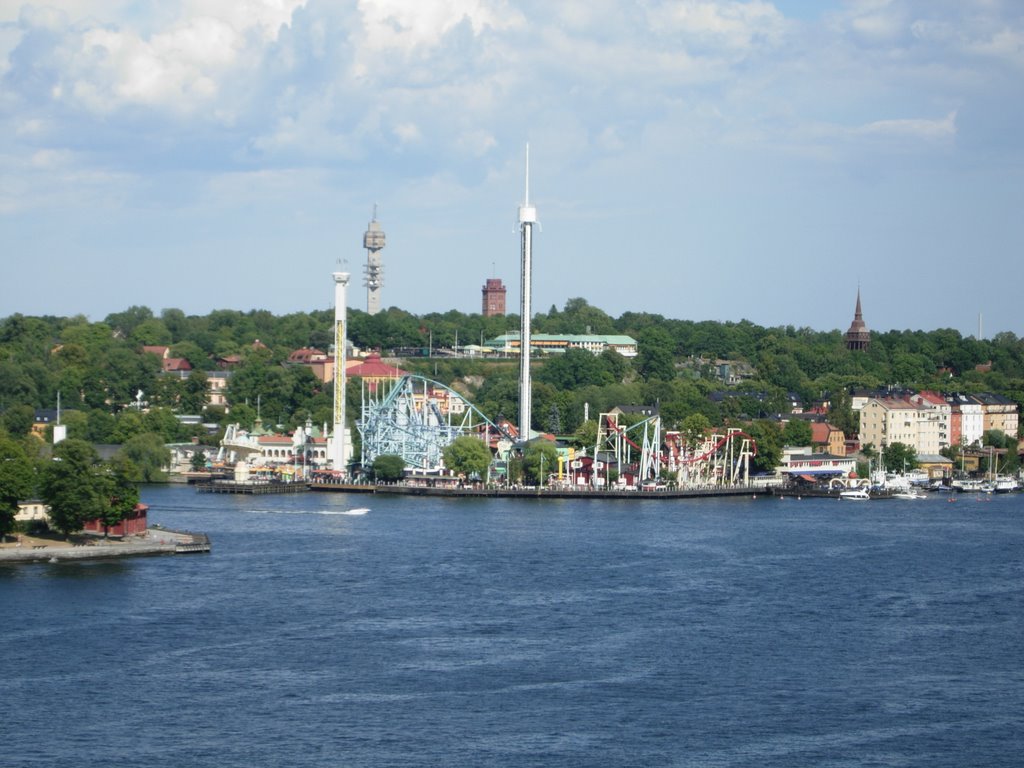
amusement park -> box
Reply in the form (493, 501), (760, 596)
(207, 149), (761, 497)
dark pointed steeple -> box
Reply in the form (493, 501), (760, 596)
(845, 288), (870, 351)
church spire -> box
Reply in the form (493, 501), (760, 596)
(845, 288), (870, 351)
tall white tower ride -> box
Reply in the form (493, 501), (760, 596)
(363, 207), (386, 315)
(518, 145), (536, 441)
(329, 270), (351, 473)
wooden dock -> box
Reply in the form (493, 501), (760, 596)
(195, 481), (310, 495)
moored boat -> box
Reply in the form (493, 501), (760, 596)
(893, 489), (926, 500)
(839, 488), (870, 501)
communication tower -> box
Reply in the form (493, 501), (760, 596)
(363, 207), (386, 315)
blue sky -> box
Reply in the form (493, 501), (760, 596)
(2, 0), (1022, 337)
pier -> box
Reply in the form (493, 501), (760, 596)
(308, 483), (768, 500)
(0, 526), (210, 563)
(196, 481), (310, 495)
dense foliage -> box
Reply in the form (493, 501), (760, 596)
(2, 299), (1023, 459)
(0, 436), (36, 538)
(39, 438), (140, 537)
(441, 435), (494, 479)
(370, 454), (406, 482)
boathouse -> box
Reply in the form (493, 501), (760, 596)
(83, 503), (149, 537)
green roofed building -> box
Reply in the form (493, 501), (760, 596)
(484, 333), (638, 358)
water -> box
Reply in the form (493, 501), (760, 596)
(2, 487), (1023, 767)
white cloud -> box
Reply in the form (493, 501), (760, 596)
(69, 18), (238, 111)
(831, 0), (907, 43)
(646, 0), (789, 51)
(393, 121), (422, 143)
(9, 1), (306, 115)
(967, 24), (1024, 67)
(859, 110), (957, 141)
(357, 0), (511, 53)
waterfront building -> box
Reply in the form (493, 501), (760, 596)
(481, 278), (506, 317)
(485, 332), (638, 358)
(909, 391), (951, 454)
(858, 396), (926, 452)
(810, 422), (847, 456)
(973, 392), (1019, 437)
(944, 393), (984, 448)
(779, 447), (857, 479)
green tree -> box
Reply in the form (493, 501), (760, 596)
(181, 370), (209, 414)
(522, 441), (559, 486)
(882, 442), (918, 473)
(826, 388), (858, 437)
(981, 430), (1020, 474)
(2, 404), (36, 437)
(117, 433), (171, 482)
(370, 454), (406, 482)
(781, 419), (813, 447)
(84, 409), (117, 443)
(745, 420), (782, 474)
(635, 327), (676, 382)
(129, 317), (172, 346)
(572, 419), (598, 449)
(40, 439), (108, 537)
(0, 436), (35, 539)
(681, 413), (712, 449)
(102, 455), (141, 533)
(142, 407), (182, 442)
(536, 348), (614, 390)
(191, 450), (208, 471)
(112, 410), (146, 443)
(442, 435), (493, 479)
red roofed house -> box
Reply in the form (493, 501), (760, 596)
(143, 345), (193, 375)
(163, 358), (193, 374)
(287, 347), (328, 364)
(810, 422), (846, 457)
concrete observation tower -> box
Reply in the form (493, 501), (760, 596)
(363, 208), (386, 315)
(518, 145), (537, 441)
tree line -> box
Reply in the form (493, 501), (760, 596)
(3, 298), (1023, 518)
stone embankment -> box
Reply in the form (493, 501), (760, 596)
(0, 526), (210, 563)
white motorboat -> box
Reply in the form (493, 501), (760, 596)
(893, 490), (926, 500)
(839, 488), (870, 501)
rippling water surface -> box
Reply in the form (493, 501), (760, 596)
(3, 486), (1023, 767)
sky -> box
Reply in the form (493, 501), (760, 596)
(1, 0), (1022, 337)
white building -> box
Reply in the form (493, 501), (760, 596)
(859, 397), (928, 453)
(909, 392), (951, 455)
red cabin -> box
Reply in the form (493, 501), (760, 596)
(83, 503), (148, 537)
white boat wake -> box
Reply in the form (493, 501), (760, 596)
(246, 508), (369, 516)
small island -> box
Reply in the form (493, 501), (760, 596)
(1, 437), (209, 564)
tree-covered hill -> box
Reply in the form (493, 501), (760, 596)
(2, 300), (1022, 444)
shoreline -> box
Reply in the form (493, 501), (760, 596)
(308, 482), (771, 499)
(0, 527), (210, 564)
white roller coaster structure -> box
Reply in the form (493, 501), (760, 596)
(357, 374), (511, 473)
(667, 427), (757, 487)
